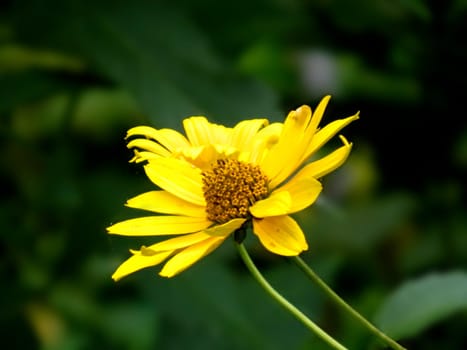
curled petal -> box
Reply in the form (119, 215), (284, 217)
(253, 215), (308, 256)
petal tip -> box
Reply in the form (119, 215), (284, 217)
(158, 271), (173, 278)
(297, 104), (312, 115)
(111, 268), (126, 281)
(338, 134), (351, 146)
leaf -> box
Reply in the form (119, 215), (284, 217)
(374, 271), (467, 340)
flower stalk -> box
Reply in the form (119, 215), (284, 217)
(236, 242), (348, 350)
(292, 256), (407, 350)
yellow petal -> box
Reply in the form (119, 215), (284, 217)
(147, 232), (213, 252)
(180, 144), (223, 169)
(126, 126), (159, 140)
(144, 158), (205, 206)
(273, 176), (322, 214)
(248, 122), (283, 164)
(249, 191), (291, 218)
(152, 128), (190, 152)
(210, 123), (231, 145)
(252, 216), (308, 256)
(298, 136), (352, 179)
(126, 126), (190, 152)
(159, 236), (226, 277)
(130, 150), (160, 163)
(203, 218), (246, 236)
(126, 191), (206, 217)
(213, 144), (238, 158)
(230, 119), (268, 152)
(112, 249), (173, 281)
(180, 145), (205, 160)
(303, 95), (331, 142)
(260, 105), (312, 188)
(255, 122), (283, 140)
(183, 116), (213, 146)
(127, 139), (171, 157)
(107, 216), (212, 236)
(304, 112), (359, 161)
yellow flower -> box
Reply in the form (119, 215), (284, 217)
(107, 95), (358, 280)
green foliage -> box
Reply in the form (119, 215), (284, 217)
(8, 0), (279, 127)
(1, 0), (466, 349)
(375, 271), (467, 340)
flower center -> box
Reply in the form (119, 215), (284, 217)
(202, 159), (269, 224)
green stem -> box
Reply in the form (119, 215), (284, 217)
(236, 243), (348, 350)
(292, 256), (407, 350)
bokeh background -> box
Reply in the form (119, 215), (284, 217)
(1, 0), (466, 349)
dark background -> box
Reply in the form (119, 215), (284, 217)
(1, 0), (466, 349)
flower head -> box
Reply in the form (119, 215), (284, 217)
(107, 95), (358, 279)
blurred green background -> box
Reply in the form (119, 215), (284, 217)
(1, 0), (466, 349)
